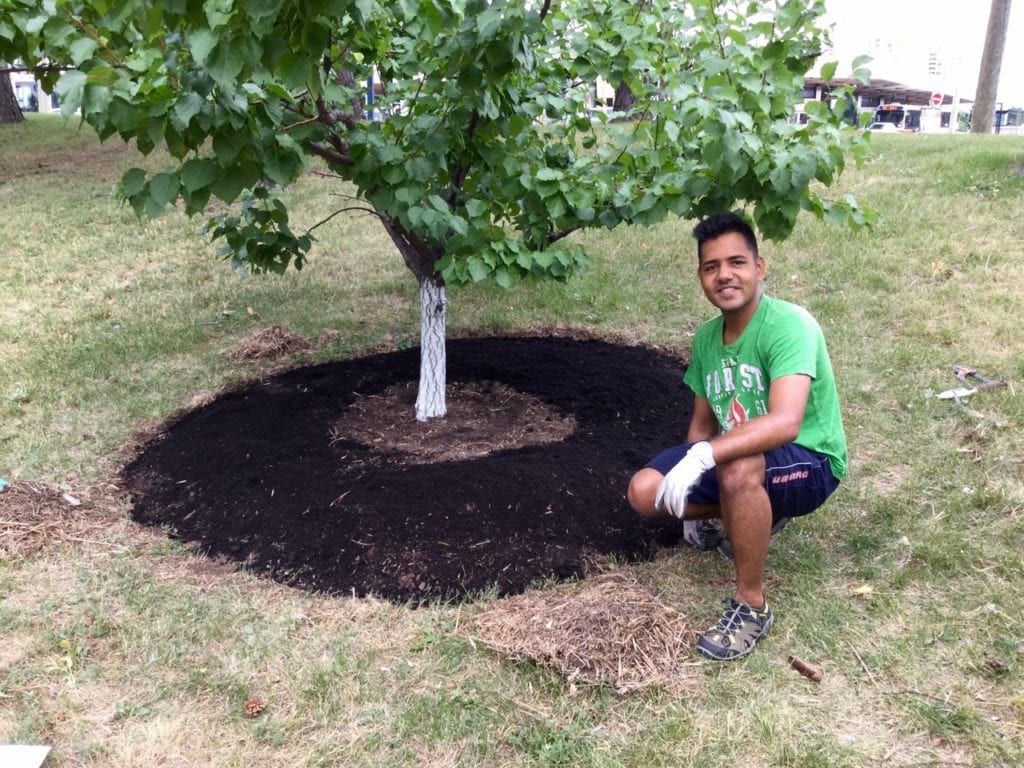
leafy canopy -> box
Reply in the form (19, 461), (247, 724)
(0, 0), (875, 285)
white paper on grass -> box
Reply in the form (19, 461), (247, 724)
(0, 745), (52, 768)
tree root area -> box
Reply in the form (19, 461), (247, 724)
(121, 336), (694, 602)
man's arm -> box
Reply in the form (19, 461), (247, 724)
(707, 373), (811, 464)
(656, 375), (810, 519)
(687, 396), (720, 443)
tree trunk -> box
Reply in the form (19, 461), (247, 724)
(415, 276), (447, 421)
(0, 73), (25, 124)
(971, 0), (1013, 134)
(612, 82), (636, 113)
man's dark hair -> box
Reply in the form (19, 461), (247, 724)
(692, 212), (759, 258)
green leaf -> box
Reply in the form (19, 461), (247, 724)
(820, 61), (837, 82)
(173, 93), (205, 129)
(476, 6), (502, 38)
(210, 170), (245, 203)
(55, 70), (87, 116)
(241, 0), (285, 19)
(68, 37), (97, 66)
(120, 168), (147, 197)
(204, 0), (234, 28)
(207, 40), (245, 85)
(180, 158), (219, 192)
(148, 172), (180, 209)
(852, 54), (872, 71)
(467, 256), (490, 282)
(381, 165), (405, 184)
(535, 167), (563, 181)
(188, 29), (218, 65)
(354, 0), (373, 21)
(494, 266), (515, 289)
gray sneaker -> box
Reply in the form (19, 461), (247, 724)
(716, 516), (792, 560)
(683, 519), (725, 551)
(696, 598), (774, 661)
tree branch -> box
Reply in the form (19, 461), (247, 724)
(315, 93), (358, 130)
(547, 226), (579, 246)
(307, 141), (354, 167)
(307, 206), (382, 234)
(282, 115), (320, 132)
(379, 214), (443, 283)
(445, 111), (481, 207)
(539, 0), (554, 21)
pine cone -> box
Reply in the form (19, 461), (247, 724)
(244, 697), (266, 717)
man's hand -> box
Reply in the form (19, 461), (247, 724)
(655, 441), (716, 519)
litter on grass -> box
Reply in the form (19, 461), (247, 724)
(936, 386), (977, 401)
(935, 366), (1010, 428)
(936, 365), (1008, 400)
(466, 571), (699, 695)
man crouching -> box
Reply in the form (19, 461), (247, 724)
(628, 212), (847, 661)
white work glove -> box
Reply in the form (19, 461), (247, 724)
(655, 441), (716, 519)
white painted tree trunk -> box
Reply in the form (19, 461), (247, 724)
(416, 278), (447, 421)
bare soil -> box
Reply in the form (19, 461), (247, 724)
(333, 379), (576, 464)
(121, 335), (694, 602)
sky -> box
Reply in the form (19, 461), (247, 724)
(822, 0), (1024, 105)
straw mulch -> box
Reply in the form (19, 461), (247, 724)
(227, 326), (337, 361)
(466, 572), (700, 695)
(0, 481), (105, 558)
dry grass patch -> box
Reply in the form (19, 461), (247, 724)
(227, 325), (338, 361)
(466, 571), (700, 695)
(0, 481), (122, 559)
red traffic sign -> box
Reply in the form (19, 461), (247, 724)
(930, 91), (944, 107)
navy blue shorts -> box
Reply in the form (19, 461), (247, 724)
(644, 442), (839, 525)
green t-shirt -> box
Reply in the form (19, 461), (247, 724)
(683, 294), (848, 479)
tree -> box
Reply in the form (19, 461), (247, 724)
(0, 0), (874, 420)
(0, 70), (23, 123)
(971, 0), (1013, 134)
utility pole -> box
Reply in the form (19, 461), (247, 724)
(971, 0), (1013, 134)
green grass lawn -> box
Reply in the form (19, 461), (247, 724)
(2, 114), (1023, 767)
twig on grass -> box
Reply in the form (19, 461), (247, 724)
(847, 642), (877, 685)
(887, 690), (953, 705)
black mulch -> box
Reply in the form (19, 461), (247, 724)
(121, 336), (694, 602)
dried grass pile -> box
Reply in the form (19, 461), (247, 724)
(467, 572), (699, 694)
(228, 326), (336, 361)
(0, 482), (99, 558)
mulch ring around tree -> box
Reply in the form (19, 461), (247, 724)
(121, 335), (695, 603)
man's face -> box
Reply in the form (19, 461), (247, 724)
(697, 231), (765, 317)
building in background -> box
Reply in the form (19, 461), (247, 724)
(7, 71), (61, 114)
(820, 0), (1022, 134)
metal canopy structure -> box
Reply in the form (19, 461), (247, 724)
(804, 77), (974, 107)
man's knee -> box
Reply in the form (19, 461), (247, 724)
(627, 468), (664, 518)
(716, 454), (767, 495)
